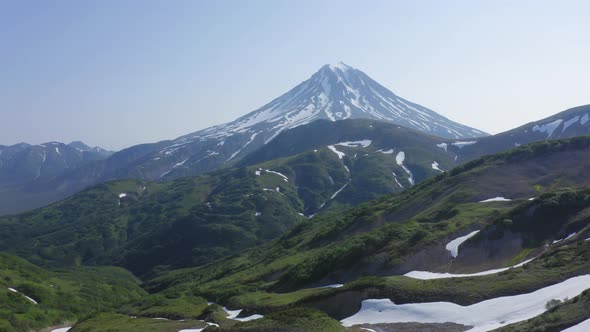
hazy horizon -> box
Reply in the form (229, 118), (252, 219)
(2, 0), (589, 151)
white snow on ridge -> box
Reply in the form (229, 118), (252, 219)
(360, 328), (377, 332)
(50, 328), (71, 332)
(451, 141), (477, 148)
(431, 161), (444, 172)
(264, 170), (289, 182)
(562, 116), (580, 133)
(316, 284), (344, 289)
(405, 258), (535, 280)
(392, 173), (404, 189)
(562, 318), (590, 332)
(222, 307), (263, 322)
(119, 193), (127, 198)
(553, 232), (577, 244)
(150, 63), (484, 177)
(436, 143), (448, 152)
(532, 119), (563, 138)
(395, 151), (414, 185)
(7, 287), (37, 304)
(377, 149), (394, 154)
(335, 140), (372, 148)
(328, 145), (346, 159)
(227, 132), (259, 161)
(331, 182), (349, 200)
(479, 197), (512, 203)
(446, 230), (480, 258)
(581, 114), (590, 125)
(340, 275), (590, 331)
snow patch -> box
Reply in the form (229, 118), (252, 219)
(377, 149), (394, 154)
(328, 145), (346, 159)
(562, 116), (580, 133)
(451, 141), (477, 148)
(50, 328), (71, 332)
(264, 170), (289, 182)
(335, 140), (372, 148)
(7, 288), (37, 304)
(405, 258), (535, 280)
(436, 143), (448, 152)
(317, 284), (344, 289)
(223, 307), (263, 322)
(227, 132), (259, 161)
(479, 197), (512, 203)
(532, 119), (563, 138)
(392, 173), (404, 189)
(395, 151), (414, 185)
(446, 230), (480, 258)
(562, 318), (590, 331)
(341, 275), (590, 331)
(331, 182), (349, 200)
(431, 161), (444, 172)
(553, 232), (577, 244)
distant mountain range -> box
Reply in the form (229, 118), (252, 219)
(0, 141), (112, 186)
(0, 141), (112, 215)
(4, 132), (590, 331)
(50, 63), (486, 184)
(0, 64), (589, 218)
(446, 104), (590, 161)
(2, 64), (590, 332)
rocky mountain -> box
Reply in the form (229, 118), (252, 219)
(0, 119), (459, 276)
(0, 141), (113, 215)
(3, 135), (590, 331)
(145, 62), (485, 178)
(438, 104), (590, 162)
(68, 141), (112, 157)
(142, 135), (590, 331)
(51, 63), (486, 187)
(0, 141), (113, 187)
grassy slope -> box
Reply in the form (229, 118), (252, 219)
(0, 253), (146, 332)
(145, 137), (590, 298)
(69, 313), (206, 332)
(0, 167), (303, 277)
(0, 120), (460, 278)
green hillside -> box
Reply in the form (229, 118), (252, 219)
(0, 253), (145, 332)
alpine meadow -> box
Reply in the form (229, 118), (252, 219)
(2, 1), (590, 331)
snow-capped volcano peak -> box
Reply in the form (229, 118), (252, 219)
(155, 63), (487, 178)
(188, 62), (485, 143)
(328, 61), (353, 72)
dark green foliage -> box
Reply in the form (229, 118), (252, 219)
(69, 313), (206, 332)
(215, 307), (345, 332)
(0, 253), (145, 332)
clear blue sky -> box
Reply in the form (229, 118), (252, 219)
(2, 0), (589, 150)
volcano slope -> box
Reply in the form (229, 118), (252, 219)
(139, 136), (590, 331)
(0, 120), (456, 278)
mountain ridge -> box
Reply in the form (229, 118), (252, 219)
(62, 62), (486, 184)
